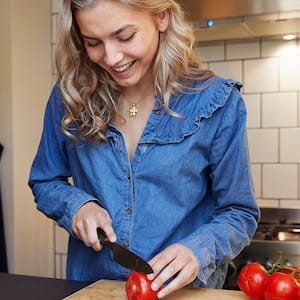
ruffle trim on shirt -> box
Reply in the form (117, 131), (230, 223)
(141, 77), (242, 144)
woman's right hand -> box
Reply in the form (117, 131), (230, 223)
(72, 201), (116, 251)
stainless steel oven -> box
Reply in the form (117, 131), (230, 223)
(224, 207), (300, 290)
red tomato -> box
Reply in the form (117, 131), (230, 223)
(280, 266), (300, 280)
(126, 272), (158, 300)
(264, 272), (298, 300)
(238, 262), (268, 300)
(297, 286), (300, 300)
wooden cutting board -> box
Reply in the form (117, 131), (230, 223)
(64, 279), (249, 300)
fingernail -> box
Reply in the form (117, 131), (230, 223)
(151, 282), (159, 291)
(157, 290), (165, 298)
(148, 274), (155, 281)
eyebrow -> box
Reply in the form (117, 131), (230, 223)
(81, 25), (135, 40)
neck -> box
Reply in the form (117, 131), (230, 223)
(118, 92), (155, 118)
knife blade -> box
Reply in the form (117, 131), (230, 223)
(97, 228), (154, 274)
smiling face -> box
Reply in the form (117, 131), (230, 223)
(75, 0), (169, 93)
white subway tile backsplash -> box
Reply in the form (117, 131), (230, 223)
(226, 41), (260, 60)
(247, 129), (278, 162)
(279, 200), (300, 209)
(210, 61), (242, 82)
(280, 56), (300, 91)
(263, 164), (298, 199)
(280, 128), (300, 163)
(262, 40), (298, 57)
(195, 44), (225, 62)
(257, 199), (280, 208)
(244, 94), (261, 128)
(251, 164), (261, 198)
(262, 92), (297, 127)
(244, 58), (279, 93)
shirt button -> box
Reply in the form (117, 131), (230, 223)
(123, 241), (129, 248)
(127, 172), (131, 180)
(126, 208), (132, 215)
(155, 109), (161, 115)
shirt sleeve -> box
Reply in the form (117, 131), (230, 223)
(179, 85), (260, 285)
(28, 84), (97, 234)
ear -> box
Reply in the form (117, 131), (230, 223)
(156, 10), (169, 32)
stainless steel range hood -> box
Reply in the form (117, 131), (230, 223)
(178, 0), (300, 42)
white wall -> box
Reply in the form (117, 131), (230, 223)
(0, 0), (54, 276)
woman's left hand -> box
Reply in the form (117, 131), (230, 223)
(147, 244), (199, 299)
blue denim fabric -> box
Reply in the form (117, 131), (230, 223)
(29, 75), (259, 286)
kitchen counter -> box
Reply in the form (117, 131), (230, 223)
(64, 279), (249, 300)
(0, 273), (248, 299)
(0, 273), (91, 300)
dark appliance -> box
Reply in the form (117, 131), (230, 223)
(224, 207), (300, 290)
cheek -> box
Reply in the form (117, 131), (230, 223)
(134, 36), (159, 61)
(85, 48), (104, 65)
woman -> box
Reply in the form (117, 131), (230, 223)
(29, 0), (259, 298)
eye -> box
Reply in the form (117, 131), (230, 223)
(119, 33), (135, 42)
(86, 40), (101, 48)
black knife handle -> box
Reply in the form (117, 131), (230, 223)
(97, 228), (106, 247)
(97, 228), (115, 250)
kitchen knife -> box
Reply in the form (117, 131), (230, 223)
(97, 228), (154, 274)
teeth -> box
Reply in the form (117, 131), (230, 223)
(114, 61), (133, 72)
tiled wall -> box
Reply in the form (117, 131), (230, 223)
(196, 39), (300, 209)
(51, 0), (300, 279)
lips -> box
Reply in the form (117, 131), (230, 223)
(113, 60), (136, 73)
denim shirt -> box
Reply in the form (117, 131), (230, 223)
(29, 75), (259, 286)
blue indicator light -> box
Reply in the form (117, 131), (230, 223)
(207, 20), (214, 27)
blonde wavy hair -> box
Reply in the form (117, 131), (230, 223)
(56, 0), (213, 143)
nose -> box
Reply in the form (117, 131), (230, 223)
(103, 43), (123, 66)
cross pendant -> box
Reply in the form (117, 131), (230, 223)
(129, 103), (138, 117)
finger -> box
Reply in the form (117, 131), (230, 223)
(149, 244), (199, 294)
(95, 210), (116, 243)
(148, 249), (178, 289)
(72, 219), (86, 241)
(100, 223), (116, 243)
(88, 227), (102, 252)
(157, 264), (197, 299)
(147, 256), (162, 280)
(81, 219), (100, 248)
(151, 244), (180, 273)
(74, 216), (101, 250)
(151, 259), (180, 292)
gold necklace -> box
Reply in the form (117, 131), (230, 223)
(127, 94), (152, 118)
(129, 103), (140, 117)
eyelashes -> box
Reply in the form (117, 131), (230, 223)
(119, 32), (136, 42)
(85, 32), (136, 48)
